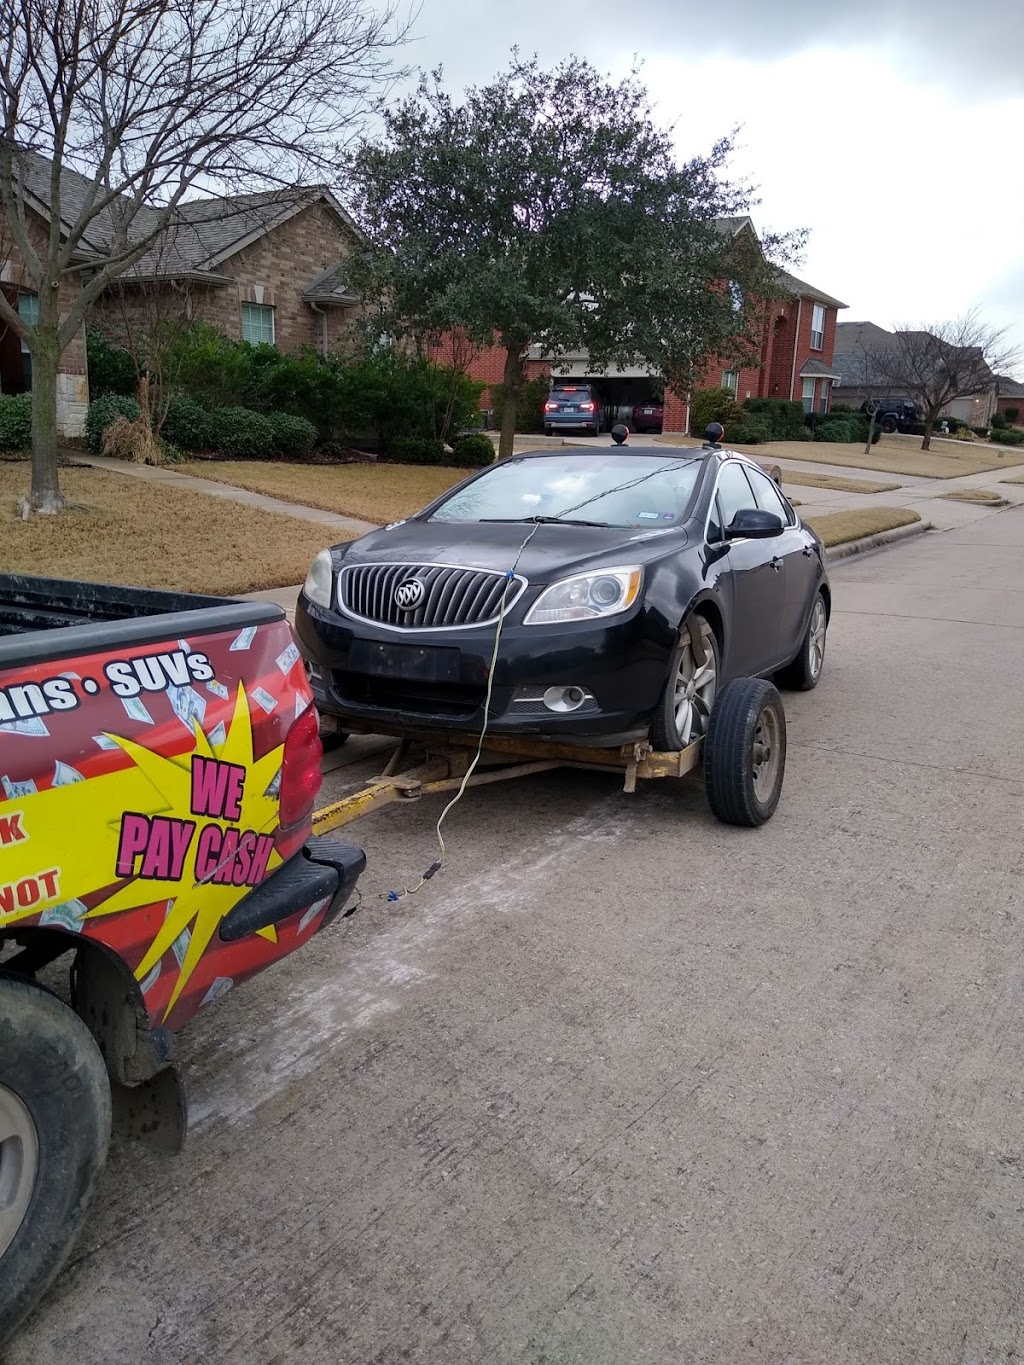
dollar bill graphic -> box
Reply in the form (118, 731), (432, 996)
(264, 767), (281, 797)
(295, 694), (310, 718)
(252, 687), (277, 714)
(206, 679), (230, 700)
(121, 696), (154, 724)
(0, 716), (49, 737)
(39, 899), (88, 933)
(92, 734), (120, 751)
(168, 685), (206, 731)
(2, 775), (37, 799)
(275, 642), (301, 675)
(229, 625), (257, 652)
(207, 721), (226, 749)
(52, 760), (84, 786)
(139, 963), (162, 994)
(201, 976), (233, 1006)
(298, 897), (331, 933)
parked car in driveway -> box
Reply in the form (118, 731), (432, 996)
(295, 444), (831, 753)
(543, 383), (603, 437)
(631, 399), (665, 434)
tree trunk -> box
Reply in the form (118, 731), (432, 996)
(921, 419), (934, 451)
(864, 411), (876, 455)
(28, 325), (66, 514)
(498, 346), (523, 461)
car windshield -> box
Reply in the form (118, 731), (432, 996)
(429, 453), (702, 528)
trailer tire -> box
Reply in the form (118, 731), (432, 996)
(0, 974), (111, 1344)
(704, 678), (786, 827)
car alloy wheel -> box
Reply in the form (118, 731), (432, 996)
(808, 597), (827, 680)
(670, 618), (718, 746)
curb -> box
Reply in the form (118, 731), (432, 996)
(826, 519), (931, 562)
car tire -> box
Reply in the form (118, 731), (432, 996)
(880, 416), (897, 434)
(0, 974), (111, 1344)
(775, 591), (827, 691)
(651, 616), (719, 751)
(704, 678), (786, 827)
(544, 426), (553, 437)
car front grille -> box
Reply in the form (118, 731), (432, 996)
(339, 563), (525, 630)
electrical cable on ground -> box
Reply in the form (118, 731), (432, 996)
(382, 454), (698, 904)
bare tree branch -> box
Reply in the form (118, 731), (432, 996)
(0, 0), (412, 510)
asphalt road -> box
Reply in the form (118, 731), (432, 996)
(10, 509), (1024, 1365)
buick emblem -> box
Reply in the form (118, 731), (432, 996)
(394, 578), (425, 610)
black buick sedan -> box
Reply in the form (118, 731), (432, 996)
(295, 444), (830, 749)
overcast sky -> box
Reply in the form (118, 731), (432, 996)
(399, 0), (1024, 375)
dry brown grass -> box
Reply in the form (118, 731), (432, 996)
(938, 489), (1009, 505)
(180, 459), (466, 524)
(802, 506), (922, 548)
(998, 472), (1024, 485)
(658, 433), (1024, 480)
(772, 469), (902, 494)
(0, 464), (342, 595)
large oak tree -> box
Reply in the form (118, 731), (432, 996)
(347, 55), (800, 457)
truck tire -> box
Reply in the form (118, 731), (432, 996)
(880, 415), (897, 434)
(704, 678), (786, 827)
(0, 974), (111, 1344)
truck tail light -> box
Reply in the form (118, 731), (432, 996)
(279, 704), (323, 829)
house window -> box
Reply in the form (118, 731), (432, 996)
(810, 304), (825, 351)
(241, 302), (275, 345)
(17, 292), (38, 353)
(728, 281), (743, 313)
(819, 383), (829, 414)
(802, 378), (815, 413)
(722, 369), (739, 395)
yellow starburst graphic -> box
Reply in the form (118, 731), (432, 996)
(0, 684), (285, 1018)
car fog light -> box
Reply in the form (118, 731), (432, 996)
(543, 685), (589, 713)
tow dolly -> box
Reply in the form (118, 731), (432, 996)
(311, 675), (788, 835)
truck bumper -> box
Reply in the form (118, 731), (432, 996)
(219, 836), (366, 943)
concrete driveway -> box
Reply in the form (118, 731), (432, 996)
(10, 511), (1024, 1365)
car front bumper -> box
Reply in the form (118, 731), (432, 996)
(294, 595), (671, 745)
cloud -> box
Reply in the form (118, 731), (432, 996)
(409, 0), (1023, 98)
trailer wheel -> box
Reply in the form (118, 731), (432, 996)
(704, 678), (786, 827)
(0, 974), (111, 1344)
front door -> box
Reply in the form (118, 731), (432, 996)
(709, 461), (787, 677)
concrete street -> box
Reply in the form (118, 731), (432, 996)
(9, 509), (1024, 1365)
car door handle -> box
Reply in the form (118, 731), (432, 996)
(802, 546), (812, 557)
(770, 556), (783, 572)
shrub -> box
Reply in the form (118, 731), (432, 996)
(265, 411), (317, 458)
(86, 329), (137, 399)
(86, 394), (142, 452)
(990, 410), (1009, 429)
(724, 418), (770, 445)
(691, 387), (741, 435)
(971, 425), (991, 438)
(101, 414), (162, 463)
(1005, 407), (1020, 424)
(450, 433), (495, 468)
(741, 397), (805, 440)
(816, 419), (858, 443)
(993, 426), (1024, 446)
(161, 395), (215, 452)
(0, 394), (32, 451)
(388, 437), (446, 465)
(208, 406), (276, 459)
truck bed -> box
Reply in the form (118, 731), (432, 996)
(0, 574), (284, 667)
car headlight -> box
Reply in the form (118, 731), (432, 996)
(302, 549), (334, 609)
(523, 566), (643, 625)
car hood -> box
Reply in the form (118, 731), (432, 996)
(335, 517), (687, 584)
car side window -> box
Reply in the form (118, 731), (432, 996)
(714, 462), (758, 534)
(748, 468), (796, 526)
(707, 494), (723, 543)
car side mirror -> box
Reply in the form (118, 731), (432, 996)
(726, 507), (784, 539)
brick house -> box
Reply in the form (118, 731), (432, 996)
(994, 375), (1024, 424)
(434, 218), (847, 434)
(2, 153), (360, 435)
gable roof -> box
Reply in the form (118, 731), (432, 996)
(995, 373), (1024, 398)
(775, 269), (847, 310)
(11, 150), (359, 280)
